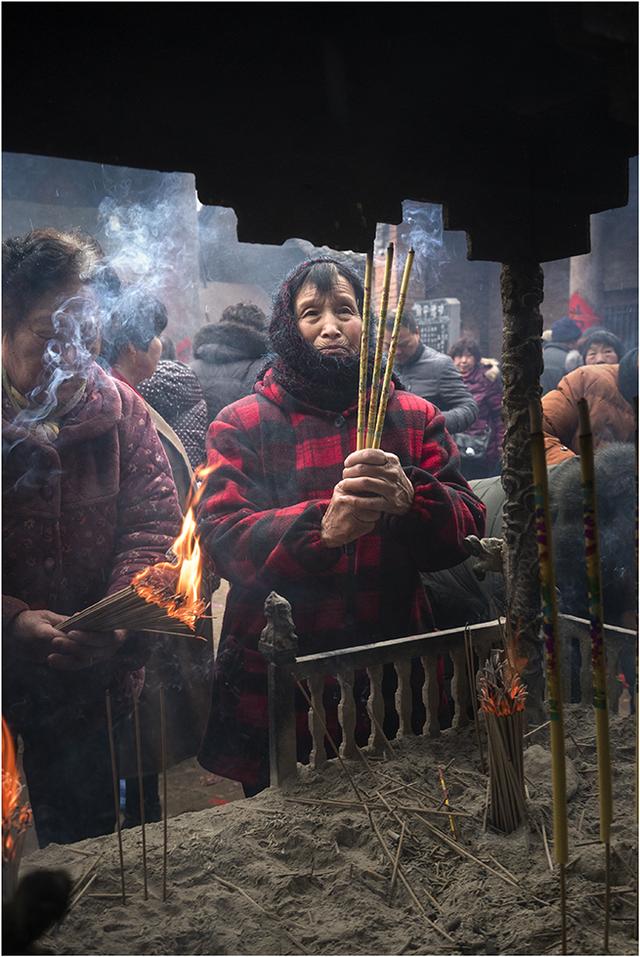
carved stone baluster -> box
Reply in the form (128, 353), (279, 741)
(366, 664), (386, 752)
(451, 647), (470, 729)
(394, 658), (413, 737)
(605, 638), (623, 715)
(337, 670), (358, 759)
(421, 655), (440, 738)
(258, 591), (299, 786)
(580, 635), (592, 707)
(307, 674), (327, 769)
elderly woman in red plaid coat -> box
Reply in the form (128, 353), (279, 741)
(197, 258), (486, 795)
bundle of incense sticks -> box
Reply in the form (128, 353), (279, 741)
(356, 244), (415, 451)
(478, 651), (527, 834)
(59, 565), (205, 639)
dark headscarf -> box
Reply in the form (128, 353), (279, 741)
(268, 257), (402, 412)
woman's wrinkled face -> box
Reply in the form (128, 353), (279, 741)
(585, 342), (619, 365)
(2, 283), (99, 398)
(295, 277), (362, 357)
(453, 350), (477, 375)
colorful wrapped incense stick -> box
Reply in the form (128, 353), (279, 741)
(370, 248), (415, 449)
(365, 243), (394, 446)
(529, 399), (569, 954)
(356, 252), (373, 451)
(577, 397), (613, 951)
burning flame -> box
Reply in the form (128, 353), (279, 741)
(2, 718), (32, 862)
(131, 460), (219, 630)
(478, 650), (527, 717)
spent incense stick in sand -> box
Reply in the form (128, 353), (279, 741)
(105, 691), (126, 904)
(59, 464), (218, 638)
(356, 252), (373, 451)
(577, 397), (614, 952)
(365, 243), (394, 447)
(529, 398), (570, 955)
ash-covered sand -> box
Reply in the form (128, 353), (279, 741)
(29, 706), (637, 956)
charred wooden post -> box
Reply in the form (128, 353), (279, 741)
(258, 592), (299, 786)
(500, 262), (546, 722)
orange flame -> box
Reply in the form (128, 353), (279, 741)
(131, 459), (220, 630)
(2, 718), (32, 861)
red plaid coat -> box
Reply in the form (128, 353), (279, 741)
(197, 368), (486, 789)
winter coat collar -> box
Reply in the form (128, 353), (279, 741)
(193, 324), (268, 364)
(3, 362), (123, 451)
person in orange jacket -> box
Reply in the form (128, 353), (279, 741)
(541, 349), (637, 465)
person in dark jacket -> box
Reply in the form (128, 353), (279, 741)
(384, 312), (478, 433)
(2, 229), (183, 846)
(197, 258), (485, 796)
(449, 336), (505, 478)
(540, 316), (582, 395)
(190, 302), (268, 424)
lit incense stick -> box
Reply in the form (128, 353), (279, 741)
(365, 243), (394, 446)
(356, 252), (373, 451)
(370, 248), (415, 449)
(529, 399), (569, 954)
(577, 398), (613, 952)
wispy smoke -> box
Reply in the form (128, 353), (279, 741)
(400, 200), (448, 294)
(16, 294), (100, 429)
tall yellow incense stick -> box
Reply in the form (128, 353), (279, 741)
(529, 399), (569, 955)
(577, 398), (613, 951)
(370, 248), (415, 449)
(356, 252), (373, 451)
(365, 243), (394, 446)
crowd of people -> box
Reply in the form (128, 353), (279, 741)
(2, 227), (637, 844)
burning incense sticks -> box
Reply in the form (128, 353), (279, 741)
(2, 718), (32, 902)
(577, 398), (613, 951)
(365, 243), (394, 447)
(529, 398), (569, 954)
(478, 652), (526, 834)
(356, 253), (373, 452)
(105, 691), (126, 904)
(370, 248), (415, 450)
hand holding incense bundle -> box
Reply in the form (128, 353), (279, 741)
(577, 397), (613, 951)
(529, 398), (569, 954)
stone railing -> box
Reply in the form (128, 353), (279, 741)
(258, 592), (636, 786)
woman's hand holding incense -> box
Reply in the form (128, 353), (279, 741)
(342, 449), (414, 516)
(47, 628), (128, 671)
(321, 450), (414, 548)
(9, 609), (69, 663)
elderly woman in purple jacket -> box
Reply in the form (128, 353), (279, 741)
(449, 337), (505, 478)
(2, 229), (182, 846)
